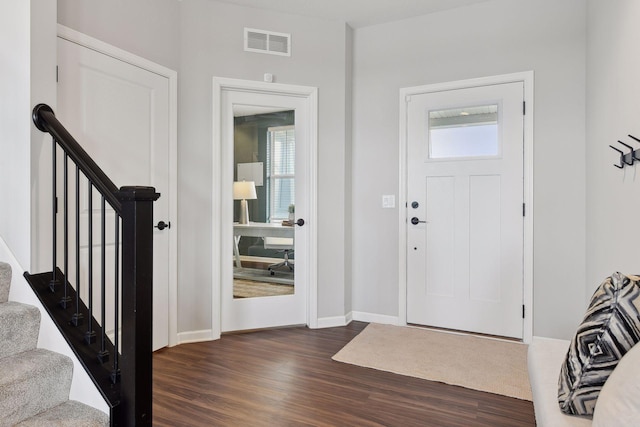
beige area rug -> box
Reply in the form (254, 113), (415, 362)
(233, 279), (294, 298)
(332, 323), (532, 401)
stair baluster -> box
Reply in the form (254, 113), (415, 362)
(112, 215), (121, 384)
(98, 196), (109, 364)
(61, 152), (71, 309)
(50, 140), (59, 293)
(85, 183), (96, 344)
(71, 165), (83, 327)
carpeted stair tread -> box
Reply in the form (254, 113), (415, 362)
(0, 301), (40, 360)
(0, 260), (108, 424)
(0, 348), (74, 426)
(0, 262), (10, 303)
(15, 400), (109, 427)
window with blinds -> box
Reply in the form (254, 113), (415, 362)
(267, 125), (295, 222)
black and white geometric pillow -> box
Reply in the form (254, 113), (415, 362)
(558, 272), (640, 417)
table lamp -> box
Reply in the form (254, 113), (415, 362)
(233, 181), (257, 224)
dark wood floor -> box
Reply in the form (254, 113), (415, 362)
(153, 321), (536, 426)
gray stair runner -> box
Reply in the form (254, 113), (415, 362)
(0, 262), (108, 426)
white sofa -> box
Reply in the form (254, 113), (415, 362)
(528, 337), (640, 427)
(528, 337), (591, 427)
(529, 336), (640, 427)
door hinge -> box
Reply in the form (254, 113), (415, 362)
(55, 196), (58, 214)
(56, 66), (58, 83)
(522, 304), (525, 319)
(522, 203), (525, 217)
(523, 101), (526, 115)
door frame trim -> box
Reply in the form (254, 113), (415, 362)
(398, 72), (534, 343)
(211, 77), (319, 339)
(57, 24), (180, 347)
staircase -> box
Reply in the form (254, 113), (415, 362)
(0, 261), (108, 426)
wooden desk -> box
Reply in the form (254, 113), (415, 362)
(233, 222), (294, 267)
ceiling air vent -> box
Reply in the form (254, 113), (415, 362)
(244, 28), (291, 57)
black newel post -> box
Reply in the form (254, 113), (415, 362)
(117, 186), (159, 426)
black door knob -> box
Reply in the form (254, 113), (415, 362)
(155, 221), (171, 230)
(411, 217), (426, 225)
(296, 218), (305, 227)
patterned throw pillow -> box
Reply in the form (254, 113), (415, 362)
(558, 272), (640, 417)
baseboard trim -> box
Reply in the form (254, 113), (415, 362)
(315, 312), (353, 328)
(352, 311), (399, 325)
(316, 311), (400, 328)
(176, 313), (399, 339)
(177, 329), (214, 345)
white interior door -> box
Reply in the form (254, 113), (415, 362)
(220, 89), (309, 332)
(406, 82), (524, 339)
(57, 36), (173, 350)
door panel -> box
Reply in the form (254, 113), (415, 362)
(425, 176), (455, 298)
(57, 37), (171, 350)
(221, 90), (309, 332)
(406, 82), (524, 339)
(469, 174), (501, 302)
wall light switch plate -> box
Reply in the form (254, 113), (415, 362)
(382, 195), (395, 208)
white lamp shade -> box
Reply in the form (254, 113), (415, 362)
(233, 181), (257, 200)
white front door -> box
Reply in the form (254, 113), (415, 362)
(406, 81), (524, 339)
(220, 89), (310, 332)
(57, 34), (175, 350)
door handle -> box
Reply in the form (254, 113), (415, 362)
(155, 220), (171, 230)
(295, 218), (305, 227)
(411, 217), (427, 225)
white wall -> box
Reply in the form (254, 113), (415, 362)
(586, 2), (640, 304)
(57, 0), (181, 71)
(56, 0), (597, 340)
(30, 0), (57, 274)
(1, 0), (57, 271)
(59, 0), (352, 335)
(0, 0), (106, 414)
(344, 25), (354, 314)
(351, 0), (587, 339)
(0, 1), (31, 269)
(178, 0), (350, 331)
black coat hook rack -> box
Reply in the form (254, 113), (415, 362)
(610, 135), (640, 169)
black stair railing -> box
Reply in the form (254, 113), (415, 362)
(24, 104), (159, 426)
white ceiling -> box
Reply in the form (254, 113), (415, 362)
(214, 0), (492, 28)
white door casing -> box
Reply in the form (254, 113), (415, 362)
(399, 73), (534, 342)
(56, 25), (178, 350)
(212, 78), (318, 337)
